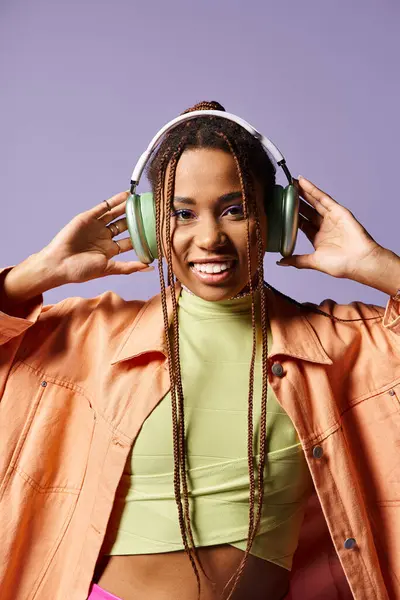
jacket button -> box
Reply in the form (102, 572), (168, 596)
(312, 446), (324, 459)
(344, 537), (357, 550)
(389, 389), (395, 396)
(271, 362), (284, 377)
(41, 381), (47, 387)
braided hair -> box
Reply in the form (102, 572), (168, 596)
(147, 101), (274, 599)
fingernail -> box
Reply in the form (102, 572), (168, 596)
(276, 261), (289, 267)
(298, 175), (303, 179)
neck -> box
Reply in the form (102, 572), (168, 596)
(181, 279), (266, 301)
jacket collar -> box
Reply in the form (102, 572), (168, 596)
(111, 284), (332, 366)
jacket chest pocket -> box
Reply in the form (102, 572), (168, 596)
(0, 364), (95, 495)
(342, 382), (400, 504)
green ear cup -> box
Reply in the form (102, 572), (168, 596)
(266, 184), (299, 257)
(125, 192), (158, 264)
(266, 185), (284, 253)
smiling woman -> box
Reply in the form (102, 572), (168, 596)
(2, 101), (400, 600)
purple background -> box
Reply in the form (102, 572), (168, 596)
(1, 0), (399, 306)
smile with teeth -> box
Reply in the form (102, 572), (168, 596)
(191, 261), (234, 274)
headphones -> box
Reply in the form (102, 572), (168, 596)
(126, 110), (299, 264)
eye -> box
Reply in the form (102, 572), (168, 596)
(171, 209), (195, 221)
(222, 204), (245, 219)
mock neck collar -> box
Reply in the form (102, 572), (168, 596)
(110, 283), (332, 366)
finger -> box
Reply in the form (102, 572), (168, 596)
(106, 218), (128, 237)
(298, 215), (317, 244)
(88, 191), (130, 220)
(100, 202), (129, 225)
(105, 261), (155, 276)
(297, 177), (337, 212)
(110, 236), (133, 256)
(276, 253), (316, 270)
(299, 198), (322, 227)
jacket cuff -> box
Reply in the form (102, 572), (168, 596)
(382, 296), (400, 333)
(0, 267), (43, 344)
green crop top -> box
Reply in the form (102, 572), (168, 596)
(103, 289), (312, 570)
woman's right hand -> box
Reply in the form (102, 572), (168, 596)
(3, 192), (154, 306)
(43, 191), (153, 284)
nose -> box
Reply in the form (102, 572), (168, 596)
(195, 216), (228, 251)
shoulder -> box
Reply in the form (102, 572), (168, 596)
(49, 291), (146, 318)
(40, 291), (147, 335)
(299, 297), (395, 361)
(268, 285), (384, 326)
(268, 286), (393, 360)
(304, 297), (384, 324)
(301, 297), (385, 344)
(20, 292), (157, 365)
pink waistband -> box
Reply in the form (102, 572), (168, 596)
(87, 583), (122, 600)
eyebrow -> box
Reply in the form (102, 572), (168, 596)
(172, 191), (243, 206)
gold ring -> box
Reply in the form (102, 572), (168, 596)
(108, 223), (118, 237)
(114, 221), (120, 234)
(113, 240), (122, 254)
(104, 199), (112, 212)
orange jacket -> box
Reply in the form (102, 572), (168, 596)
(1, 266), (400, 600)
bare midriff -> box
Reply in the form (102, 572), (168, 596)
(95, 546), (289, 600)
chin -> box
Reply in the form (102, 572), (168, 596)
(179, 276), (248, 302)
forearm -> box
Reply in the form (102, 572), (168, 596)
(349, 245), (400, 296)
(2, 251), (63, 307)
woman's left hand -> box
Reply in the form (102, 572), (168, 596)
(277, 176), (381, 280)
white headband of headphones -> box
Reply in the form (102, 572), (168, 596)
(130, 110), (291, 193)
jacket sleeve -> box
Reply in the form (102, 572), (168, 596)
(383, 296), (400, 334)
(0, 267), (46, 346)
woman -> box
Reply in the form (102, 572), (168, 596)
(1, 101), (399, 600)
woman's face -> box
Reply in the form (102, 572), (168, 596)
(162, 147), (268, 301)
